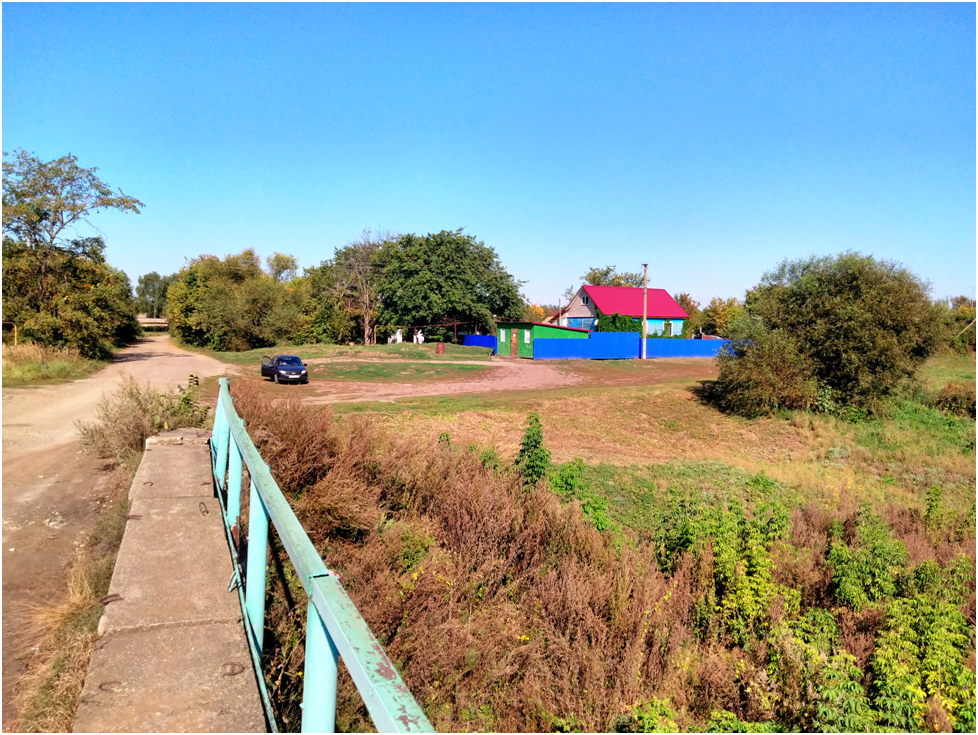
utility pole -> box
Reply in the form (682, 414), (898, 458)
(641, 263), (648, 359)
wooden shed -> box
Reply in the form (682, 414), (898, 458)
(495, 322), (589, 358)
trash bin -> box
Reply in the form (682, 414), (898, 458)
(436, 343), (445, 355)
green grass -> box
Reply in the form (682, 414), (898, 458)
(549, 460), (801, 536)
(919, 353), (976, 391)
(181, 340), (496, 365)
(1, 344), (106, 386)
(308, 361), (494, 382)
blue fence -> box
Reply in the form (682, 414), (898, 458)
(211, 378), (433, 733)
(460, 334), (497, 353)
(533, 335), (729, 360)
(645, 338), (730, 358)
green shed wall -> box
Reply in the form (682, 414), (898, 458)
(496, 322), (589, 358)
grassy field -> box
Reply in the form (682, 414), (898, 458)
(1, 344), (106, 386)
(306, 360), (495, 382)
(232, 352), (975, 733)
(185, 340), (496, 366)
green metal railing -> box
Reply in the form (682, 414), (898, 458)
(211, 378), (433, 733)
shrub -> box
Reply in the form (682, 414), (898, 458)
(713, 329), (817, 417)
(827, 506), (908, 611)
(594, 309), (643, 333)
(76, 373), (209, 470)
(745, 252), (943, 410)
(934, 381), (976, 418)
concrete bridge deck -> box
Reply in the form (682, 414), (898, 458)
(73, 429), (266, 733)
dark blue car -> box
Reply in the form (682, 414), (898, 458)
(261, 354), (309, 384)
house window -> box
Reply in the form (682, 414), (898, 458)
(582, 295), (590, 305)
(524, 330), (530, 344)
(663, 320), (672, 337)
(499, 329), (506, 343)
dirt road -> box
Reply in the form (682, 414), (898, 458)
(1, 336), (232, 725)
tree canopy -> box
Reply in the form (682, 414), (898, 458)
(715, 252), (945, 414)
(377, 229), (525, 336)
(167, 249), (312, 351)
(582, 265), (644, 288)
(2, 150), (142, 356)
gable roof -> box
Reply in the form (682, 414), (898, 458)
(582, 285), (688, 319)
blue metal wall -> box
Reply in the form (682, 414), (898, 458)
(533, 336), (729, 360)
(461, 335), (498, 353)
(644, 338), (729, 358)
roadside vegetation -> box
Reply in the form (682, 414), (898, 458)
(231, 345), (975, 733)
(1, 343), (105, 385)
(9, 374), (211, 730)
(77, 373), (211, 472)
(8, 474), (131, 733)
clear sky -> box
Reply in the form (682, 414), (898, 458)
(3, 3), (975, 307)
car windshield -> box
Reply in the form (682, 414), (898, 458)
(277, 356), (303, 366)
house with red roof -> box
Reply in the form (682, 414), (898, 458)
(549, 285), (689, 335)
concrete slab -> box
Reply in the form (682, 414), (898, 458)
(147, 428), (212, 446)
(98, 497), (240, 635)
(129, 444), (214, 500)
(73, 622), (265, 733)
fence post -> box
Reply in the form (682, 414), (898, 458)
(245, 477), (269, 654)
(213, 394), (231, 493)
(301, 599), (339, 733)
(227, 437), (243, 548)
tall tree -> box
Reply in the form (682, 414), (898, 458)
(136, 271), (178, 318)
(332, 230), (391, 345)
(266, 252), (299, 282)
(378, 229), (525, 337)
(3, 149), (144, 303)
(582, 265), (644, 288)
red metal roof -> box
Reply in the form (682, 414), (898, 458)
(582, 285), (689, 319)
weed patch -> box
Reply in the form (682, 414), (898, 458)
(9, 480), (131, 732)
(2, 343), (105, 385)
(76, 373), (210, 471)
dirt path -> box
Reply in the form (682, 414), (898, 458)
(1, 336), (233, 726)
(302, 357), (584, 403)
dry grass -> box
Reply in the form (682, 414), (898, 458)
(227, 355), (976, 732)
(2, 343), (104, 385)
(76, 373), (210, 471)
(7, 485), (130, 733)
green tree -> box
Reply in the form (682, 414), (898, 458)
(3, 149), (143, 304)
(136, 271), (178, 318)
(2, 150), (143, 357)
(167, 250), (312, 351)
(378, 229), (524, 338)
(581, 265), (644, 287)
(266, 252), (299, 282)
(745, 252), (943, 408)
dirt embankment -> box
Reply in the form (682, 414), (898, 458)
(1, 336), (232, 726)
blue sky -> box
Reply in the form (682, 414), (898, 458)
(3, 3), (975, 306)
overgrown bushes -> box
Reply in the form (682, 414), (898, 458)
(713, 252), (947, 416)
(231, 383), (976, 733)
(77, 374), (209, 470)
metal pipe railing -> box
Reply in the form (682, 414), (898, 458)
(211, 378), (433, 733)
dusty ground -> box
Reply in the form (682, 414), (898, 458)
(271, 356), (717, 403)
(1, 336), (232, 726)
